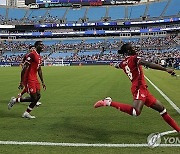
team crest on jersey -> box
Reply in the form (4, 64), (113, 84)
(141, 94), (145, 98)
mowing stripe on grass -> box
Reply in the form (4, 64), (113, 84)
(145, 76), (180, 114)
(0, 141), (179, 147)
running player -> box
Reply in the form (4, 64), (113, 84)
(8, 41), (46, 119)
(17, 45), (42, 106)
(94, 43), (180, 132)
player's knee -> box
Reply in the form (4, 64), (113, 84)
(159, 108), (167, 116)
(132, 108), (141, 117)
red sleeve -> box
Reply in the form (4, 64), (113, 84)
(25, 52), (34, 64)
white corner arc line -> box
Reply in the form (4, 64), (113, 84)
(145, 76), (180, 114)
(0, 141), (179, 147)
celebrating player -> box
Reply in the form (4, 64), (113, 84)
(94, 43), (180, 132)
(8, 41), (46, 119)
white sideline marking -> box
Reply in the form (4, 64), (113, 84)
(0, 141), (179, 147)
(145, 76), (180, 114)
(0, 130), (178, 147)
(160, 130), (177, 136)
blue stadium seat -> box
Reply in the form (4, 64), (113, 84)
(66, 8), (86, 22)
(147, 0), (168, 17)
(47, 8), (67, 19)
(87, 7), (106, 21)
(128, 4), (146, 19)
(8, 8), (26, 20)
(109, 6), (125, 20)
(164, 0), (180, 16)
(0, 7), (6, 16)
(27, 9), (47, 20)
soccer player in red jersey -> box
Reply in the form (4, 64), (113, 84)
(8, 41), (46, 119)
(94, 43), (180, 132)
(17, 45), (42, 106)
(17, 45), (36, 98)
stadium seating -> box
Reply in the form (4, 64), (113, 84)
(47, 8), (67, 20)
(0, 7), (6, 16)
(108, 6), (125, 20)
(0, 0), (180, 24)
(27, 9), (47, 22)
(147, 0), (168, 17)
(164, 0), (180, 16)
(127, 4), (146, 19)
(8, 8), (26, 20)
(66, 8), (86, 22)
(86, 7), (106, 21)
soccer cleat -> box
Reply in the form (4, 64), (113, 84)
(94, 100), (106, 108)
(94, 97), (112, 108)
(36, 102), (42, 106)
(8, 97), (16, 110)
(22, 111), (35, 119)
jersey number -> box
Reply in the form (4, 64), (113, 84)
(125, 65), (133, 80)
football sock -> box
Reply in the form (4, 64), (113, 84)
(16, 97), (32, 103)
(110, 102), (133, 116)
(160, 110), (180, 132)
(26, 106), (33, 113)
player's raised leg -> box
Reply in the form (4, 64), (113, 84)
(94, 97), (144, 116)
(8, 96), (34, 110)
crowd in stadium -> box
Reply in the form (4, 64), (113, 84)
(0, 35), (178, 52)
(0, 34), (179, 69)
(0, 48), (179, 69)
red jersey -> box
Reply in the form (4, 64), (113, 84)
(24, 50), (41, 82)
(21, 53), (29, 84)
(119, 55), (147, 88)
(22, 54), (28, 64)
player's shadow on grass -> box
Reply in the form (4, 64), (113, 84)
(51, 117), (147, 143)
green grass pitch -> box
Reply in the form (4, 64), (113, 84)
(0, 66), (179, 153)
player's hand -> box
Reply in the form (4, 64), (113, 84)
(18, 82), (24, 90)
(42, 83), (46, 91)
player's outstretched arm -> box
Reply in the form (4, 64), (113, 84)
(38, 66), (46, 90)
(138, 58), (175, 75)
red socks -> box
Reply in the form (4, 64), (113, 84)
(161, 112), (180, 132)
(110, 102), (180, 132)
(110, 102), (133, 116)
